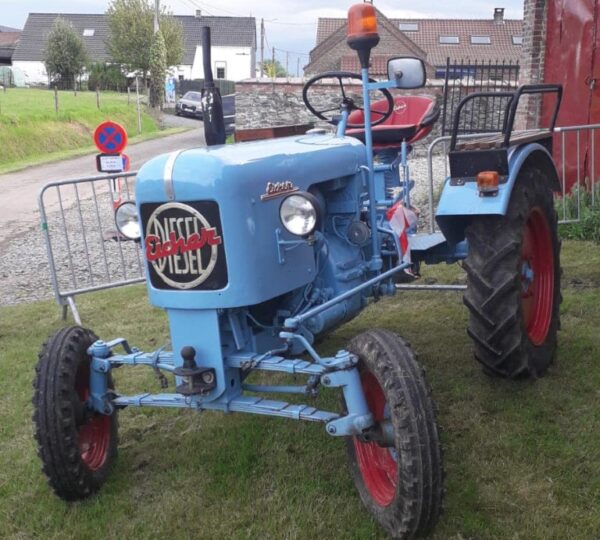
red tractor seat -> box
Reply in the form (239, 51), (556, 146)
(347, 96), (440, 150)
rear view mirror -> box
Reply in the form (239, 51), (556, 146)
(387, 57), (426, 89)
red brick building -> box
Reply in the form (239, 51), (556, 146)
(306, 7), (523, 77)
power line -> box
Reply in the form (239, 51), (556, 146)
(186, 0), (243, 17)
(274, 47), (310, 57)
(265, 19), (314, 26)
(181, 0), (215, 16)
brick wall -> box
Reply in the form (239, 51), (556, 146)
(307, 25), (427, 75)
(519, 0), (547, 129)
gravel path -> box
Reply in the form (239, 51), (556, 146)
(0, 150), (448, 307)
(0, 195), (144, 306)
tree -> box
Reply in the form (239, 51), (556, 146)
(106, 0), (183, 78)
(87, 62), (127, 91)
(259, 59), (287, 78)
(149, 30), (167, 108)
(44, 18), (89, 89)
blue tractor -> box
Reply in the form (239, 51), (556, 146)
(33, 4), (562, 538)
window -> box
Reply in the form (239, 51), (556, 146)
(439, 36), (459, 44)
(471, 36), (491, 44)
(512, 36), (523, 45)
(83, 28), (95, 37)
(215, 61), (226, 79)
(399, 23), (419, 32)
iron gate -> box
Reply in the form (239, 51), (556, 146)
(440, 58), (520, 136)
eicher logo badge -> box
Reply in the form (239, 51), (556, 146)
(142, 201), (228, 291)
(260, 180), (299, 201)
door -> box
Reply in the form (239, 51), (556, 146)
(543, 0), (597, 192)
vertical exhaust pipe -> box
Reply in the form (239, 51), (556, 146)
(201, 26), (226, 146)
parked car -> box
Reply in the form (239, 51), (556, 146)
(175, 91), (203, 118)
(175, 92), (235, 134)
(222, 93), (235, 135)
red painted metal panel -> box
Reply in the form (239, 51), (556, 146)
(543, 0), (596, 190)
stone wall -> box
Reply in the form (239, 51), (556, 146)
(235, 78), (444, 154)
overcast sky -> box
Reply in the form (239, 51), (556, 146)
(2, 0), (524, 74)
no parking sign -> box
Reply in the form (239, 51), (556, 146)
(93, 121), (128, 154)
(93, 121), (129, 174)
(93, 121), (130, 208)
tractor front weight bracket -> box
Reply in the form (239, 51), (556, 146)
(85, 338), (375, 438)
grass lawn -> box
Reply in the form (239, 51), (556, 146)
(1, 240), (599, 539)
(0, 88), (159, 172)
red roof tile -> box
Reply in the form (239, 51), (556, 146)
(314, 16), (523, 67)
(0, 32), (20, 47)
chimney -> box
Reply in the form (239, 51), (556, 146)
(195, 9), (202, 18)
(494, 7), (505, 24)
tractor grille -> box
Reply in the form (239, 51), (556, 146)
(140, 201), (228, 291)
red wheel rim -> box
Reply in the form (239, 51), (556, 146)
(353, 371), (398, 507)
(521, 207), (554, 346)
(75, 363), (111, 471)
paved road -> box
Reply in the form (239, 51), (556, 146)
(0, 125), (205, 245)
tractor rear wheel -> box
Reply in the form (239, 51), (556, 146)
(463, 166), (561, 378)
(32, 326), (118, 501)
(345, 329), (443, 539)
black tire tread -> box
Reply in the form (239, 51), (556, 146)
(345, 329), (444, 539)
(463, 167), (561, 379)
(32, 325), (118, 501)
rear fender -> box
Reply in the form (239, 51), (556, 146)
(435, 143), (560, 244)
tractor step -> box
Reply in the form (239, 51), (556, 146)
(409, 232), (469, 265)
(408, 232), (447, 252)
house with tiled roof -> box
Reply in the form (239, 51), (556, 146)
(12, 11), (256, 85)
(0, 25), (21, 65)
(306, 7), (523, 78)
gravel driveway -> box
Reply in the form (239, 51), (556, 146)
(0, 151), (448, 308)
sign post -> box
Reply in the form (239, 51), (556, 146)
(93, 121), (130, 209)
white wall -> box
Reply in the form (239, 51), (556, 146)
(191, 46), (253, 81)
(12, 61), (48, 85)
(171, 64), (193, 80)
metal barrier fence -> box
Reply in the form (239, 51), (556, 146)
(425, 125), (600, 234)
(39, 125), (599, 320)
(38, 171), (144, 324)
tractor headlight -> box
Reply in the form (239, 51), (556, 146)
(115, 201), (141, 240)
(279, 193), (320, 237)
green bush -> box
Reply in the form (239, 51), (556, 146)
(556, 183), (600, 242)
(87, 63), (127, 92)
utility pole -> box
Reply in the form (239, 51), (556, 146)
(297, 57), (300, 78)
(260, 19), (265, 78)
(286, 51), (289, 79)
(154, 0), (160, 33)
(272, 46), (275, 79)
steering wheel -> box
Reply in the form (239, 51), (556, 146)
(302, 71), (394, 129)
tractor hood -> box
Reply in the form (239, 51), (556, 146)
(135, 133), (367, 309)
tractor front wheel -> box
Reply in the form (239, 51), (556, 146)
(32, 326), (118, 501)
(463, 166), (561, 378)
(345, 329), (443, 539)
